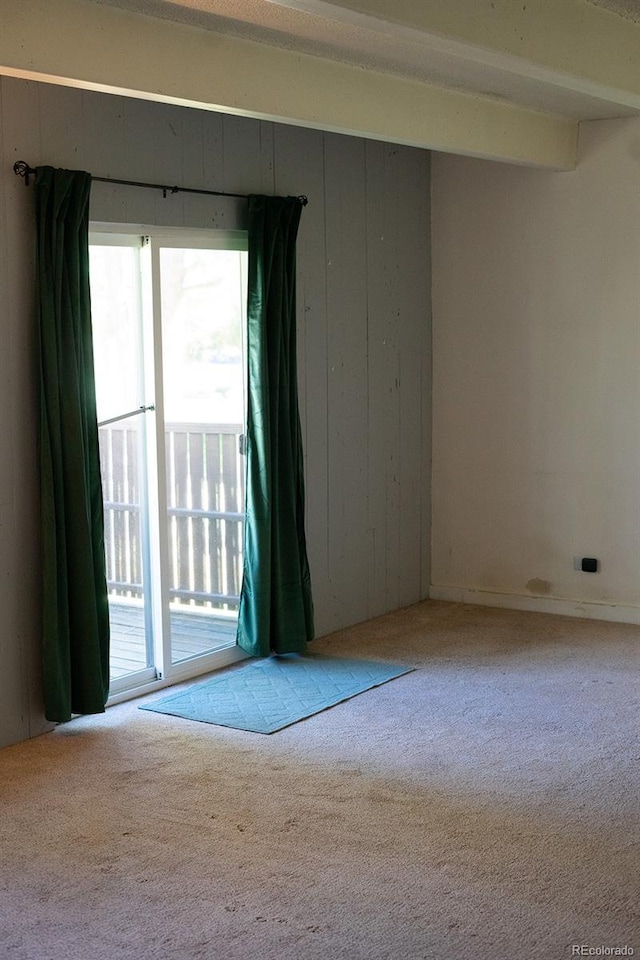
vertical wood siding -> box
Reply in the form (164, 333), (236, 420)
(0, 76), (431, 746)
(0, 78), (44, 745)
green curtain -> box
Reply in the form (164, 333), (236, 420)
(236, 195), (314, 657)
(36, 166), (110, 722)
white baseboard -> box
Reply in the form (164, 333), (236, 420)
(429, 585), (640, 625)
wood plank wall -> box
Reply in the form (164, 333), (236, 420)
(0, 77), (431, 747)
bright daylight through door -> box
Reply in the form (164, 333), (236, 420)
(89, 229), (247, 695)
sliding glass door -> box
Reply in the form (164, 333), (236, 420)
(90, 229), (248, 695)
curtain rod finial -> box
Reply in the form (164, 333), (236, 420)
(13, 160), (36, 186)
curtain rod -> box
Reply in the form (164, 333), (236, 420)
(12, 161), (308, 205)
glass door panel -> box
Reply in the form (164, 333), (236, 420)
(158, 247), (247, 665)
(90, 241), (154, 684)
(91, 243), (144, 421)
(99, 413), (150, 679)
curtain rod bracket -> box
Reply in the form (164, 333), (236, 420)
(13, 160), (36, 186)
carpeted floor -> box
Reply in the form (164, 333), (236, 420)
(0, 600), (638, 960)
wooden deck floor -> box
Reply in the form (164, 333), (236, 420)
(109, 600), (238, 679)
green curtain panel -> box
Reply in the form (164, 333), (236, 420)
(36, 166), (110, 722)
(237, 195), (314, 657)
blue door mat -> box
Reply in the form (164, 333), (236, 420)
(139, 653), (414, 733)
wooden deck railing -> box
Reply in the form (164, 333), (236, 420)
(99, 421), (245, 613)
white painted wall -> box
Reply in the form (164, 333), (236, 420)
(431, 117), (640, 621)
(0, 77), (431, 748)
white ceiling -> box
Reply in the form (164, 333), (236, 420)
(95, 0), (640, 121)
(588, 0), (640, 19)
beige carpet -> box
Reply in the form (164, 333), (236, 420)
(0, 601), (638, 960)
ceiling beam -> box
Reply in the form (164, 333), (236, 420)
(0, 0), (577, 169)
(298, 0), (640, 109)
